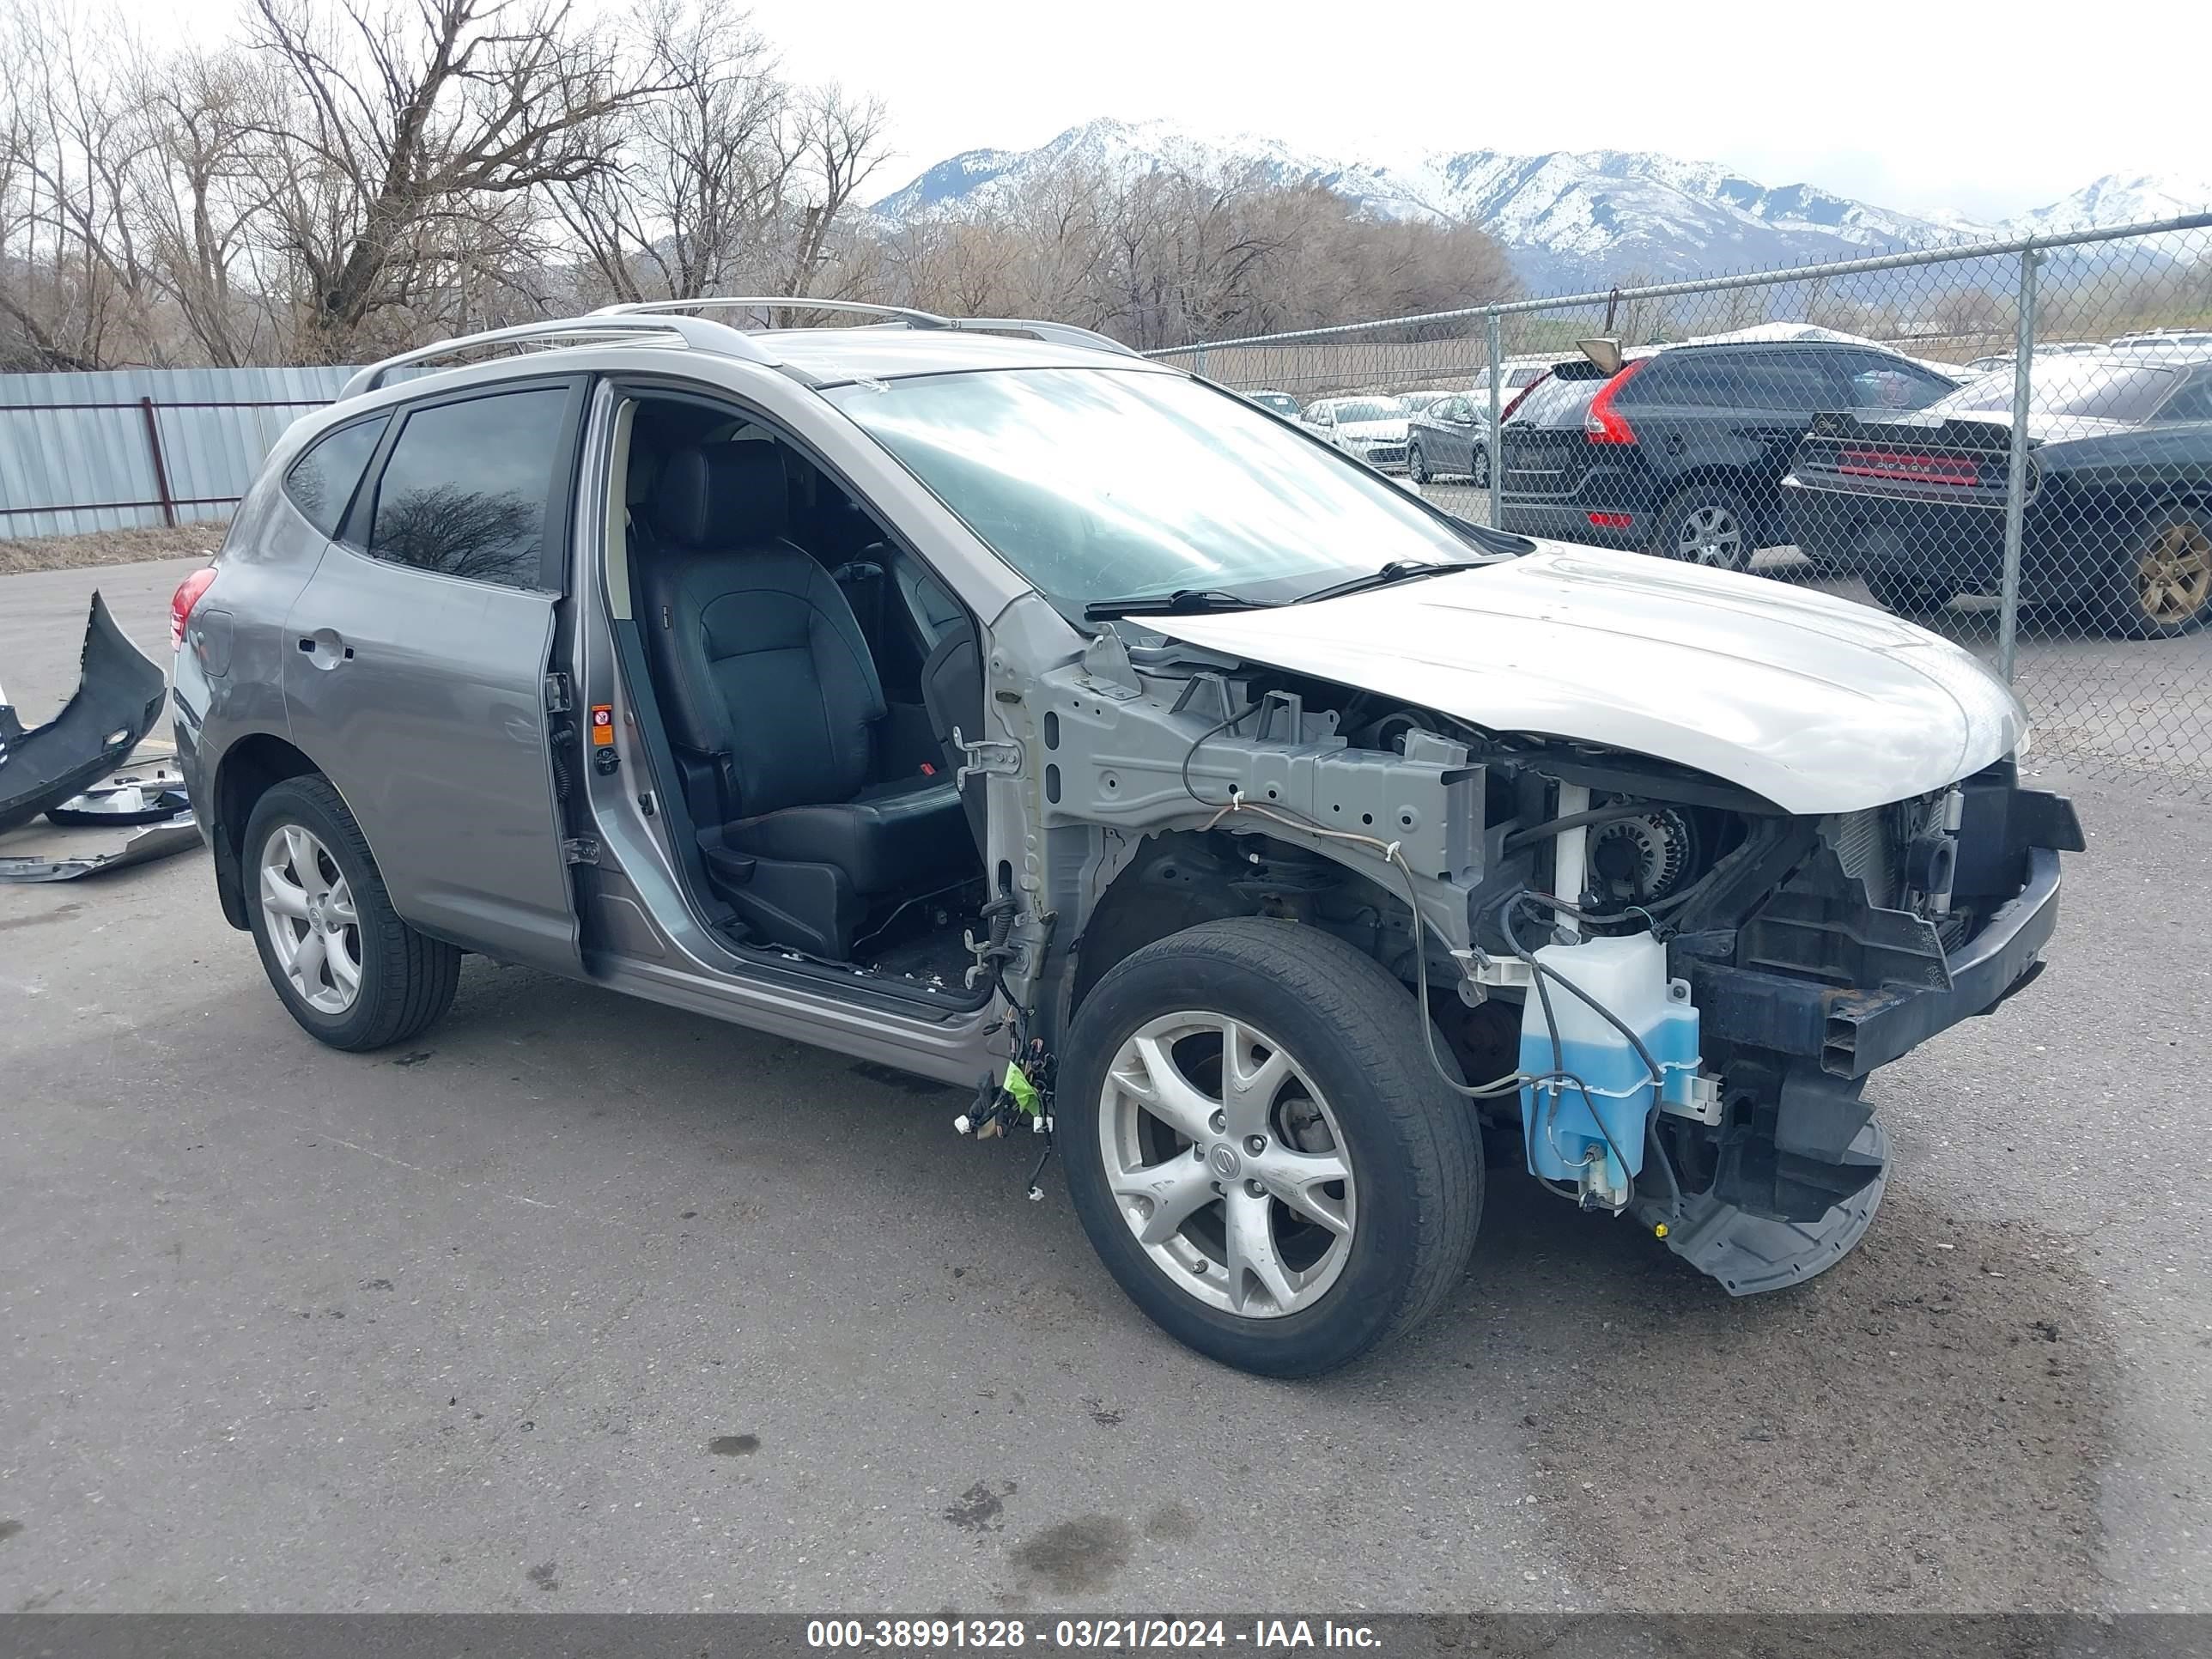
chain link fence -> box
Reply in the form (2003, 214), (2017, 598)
(1148, 213), (2212, 800)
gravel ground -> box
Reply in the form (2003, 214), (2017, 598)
(0, 520), (228, 577)
(0, 558), (2205, 1619)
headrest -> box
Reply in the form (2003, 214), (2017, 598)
(651, 443), (787, 548)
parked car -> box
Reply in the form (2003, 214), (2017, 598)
(1303, 395), (1412, 471)
(1246, 389), (1304, 419)
(1965, 343), (2105, 374)
(1406, 392), (1490, 486)
(1784, 353), (2212, 636)
(1495, 339), (1960, 570)
(1396, 390), (1457, 416)
(2108, 329), (2212, 360)
(171, 298), (2078, 1377)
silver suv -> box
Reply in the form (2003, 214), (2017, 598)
(173, 300), (2081, 1376)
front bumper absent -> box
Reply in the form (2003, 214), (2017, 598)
(1675, 843), (2065, 1079)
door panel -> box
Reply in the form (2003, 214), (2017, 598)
(282, 379), (586, 972)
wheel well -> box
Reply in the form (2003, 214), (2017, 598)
(1069, 829), (1410, 1011)
(208, 733), (319, 929)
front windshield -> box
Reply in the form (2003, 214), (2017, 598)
(1933, 360), (2177, 422)
(1325, 398), (1405, 423)
(828, 368), (1495, 611)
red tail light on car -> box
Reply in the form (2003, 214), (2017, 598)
(1836, 447), (1981, 486)
(1587, 512), (1634, 529)
(1583, 358), (1650, 446)
(171, 567), (216, 649)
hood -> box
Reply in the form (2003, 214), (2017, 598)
(1338, 418), (1410, 440)
(1146, 544), (2027, 815)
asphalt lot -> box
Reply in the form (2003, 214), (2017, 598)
(2, 556), (2209, 1615)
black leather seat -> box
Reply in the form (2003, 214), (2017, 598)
(636, 443), (972, 957)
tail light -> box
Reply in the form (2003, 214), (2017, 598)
(171, 567), (216, 650)
(1587, 512), (1634, 529)
(1836, 447), (1981, 486)
(1583, 358), (1650, 445)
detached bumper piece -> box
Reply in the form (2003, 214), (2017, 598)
(0, 593), (168, 836)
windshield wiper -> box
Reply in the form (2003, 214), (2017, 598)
(1082, 588), (1277, 620)
(1293, 559), (1468, 605)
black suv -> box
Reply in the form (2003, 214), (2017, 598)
(1495, 339), (1960, 571)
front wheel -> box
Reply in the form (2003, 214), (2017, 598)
(1061, 920), (1483, 1376)
(244, 775), (461, 1051)
(1407, 442), (1431, 485)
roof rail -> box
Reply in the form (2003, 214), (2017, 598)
(596, 296), (954, 329)
(597, 295), (1140, 358)
(337, 314), (776, 400)
(940, 317), (1140, 358)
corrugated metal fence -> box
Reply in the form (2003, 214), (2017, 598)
(0, 365), (360, 540)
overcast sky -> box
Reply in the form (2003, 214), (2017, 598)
(145, 0), (2202, 221)
(748, 0), (2198, 220)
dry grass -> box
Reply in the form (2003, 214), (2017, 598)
(0, 520), (229, 576)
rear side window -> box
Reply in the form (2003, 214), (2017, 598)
(1632, 349), (1838, 411)
(367, 389), (568, 588)
(2154, 377), (2212, 423)
(1509, 373), (1601, 428)
(283, 416), (387, 540)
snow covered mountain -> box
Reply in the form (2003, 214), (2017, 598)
(872, 118), (2211, 291)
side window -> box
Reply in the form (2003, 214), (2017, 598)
(283, 416), (387, 540)
(367, 388), (568, 588)
(1838, 353), (1956, 411)
(2154, 377), (2212, 423)
(1644, 350), (1838, 410)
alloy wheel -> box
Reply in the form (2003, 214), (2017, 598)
(259, 823), (362, 1014)
(1674, 503), (1744, 568)
(2136, 517), (2212, 628)
(1100, 1012), (1356, 1318)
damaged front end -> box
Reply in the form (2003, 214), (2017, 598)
(0, 593), (169, 837)
(1011, 615), (2080, 1300)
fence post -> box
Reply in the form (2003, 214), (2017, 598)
(1485, 308), (1504, 526)
(1194, 344), (1207, 379)
(1996, 248), (2039, 684)
(137, 397), (177, 528)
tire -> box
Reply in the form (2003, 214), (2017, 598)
(1472, 442), (1490, 491)
(1863, 568), (1961, 616)
(1650, 484), (1755, 573)
(1407, 442), (1430, 485)
(243, 775), (461, 1052)
(2094, 505), (2212, 640)
(1060, 919), (1483, 1377)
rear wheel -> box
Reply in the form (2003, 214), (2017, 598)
(2096, 506), (2212, 639)
(244, 775), (461, 1051)
(1863, 569), (1962, 617)
(1061, 920), (1483, 1376)
(1652, 485), (1754, 573)
(1472, 441), (1490, 491)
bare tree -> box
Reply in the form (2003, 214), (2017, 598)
(244, 0), (670, 356)
(551, 0), (788, 303)
(781, 82), (888, 295)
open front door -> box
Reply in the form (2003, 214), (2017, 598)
(282, 376), (588, 975)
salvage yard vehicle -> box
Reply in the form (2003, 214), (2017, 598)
(172, 300), (2081, 1376)
(1784, 353), (2212, 635)
(1496, 337), (1960, 571)
(1301, 395), (1413, 472)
